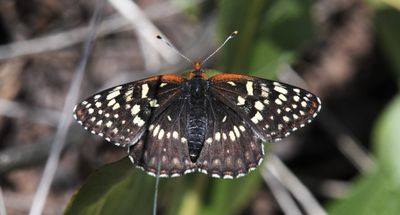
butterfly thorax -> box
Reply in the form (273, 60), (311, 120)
(186, 71), (208, 162)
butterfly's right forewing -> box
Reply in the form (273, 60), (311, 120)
(73, 75), (185, 147)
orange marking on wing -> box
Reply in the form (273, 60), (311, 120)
(210, 74), (253, 81)
(138, 76), (160, 82)
(200, 71), (208, 79)
(161, 74), (185, 82)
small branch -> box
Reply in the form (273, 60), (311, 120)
(0, 0), (204, 60)
(0, 99), (61, 126)
(266, 155), (327, 215)
(261, 166), (302, 215)
(28, 1), (105, 214)
(107, 0), (178, 64)
(0, 125), (83, 175)
(279, 65), (375, 173)
(318, 110), (375, 173)
(336, 134), (375, 173)
(0, 186), (6, 215)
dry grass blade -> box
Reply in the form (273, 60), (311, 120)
(266, 155), (327, 215)
(0, 99), (61, 126)
(261, 166), (302, 215)
(107, 0), (178, 64)
(28, 0), (105, 214)
(0, 0), (204, 61)
(279, 65), (375, 173)
(0, 187), (6, 215)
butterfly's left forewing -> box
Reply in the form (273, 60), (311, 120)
(209, 74), (321, 142)
(73, 75), (185, 147)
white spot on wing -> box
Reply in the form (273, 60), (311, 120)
(283, 116), (290, 122)
(149, 99), (159, 107)
(173, 131), (179, 139)
(254, 101), (265, 111)
(227, 81), (236, 86)
(233, 126), (240, 138)
(275, 98), (282, 105)
(106, 90), (120, 100)
(237, 96), (246, 105)
(251, 111), (263, 124)
(141, 84), (149, 98)
(278, 94), (287, 101)
(131, 104), (140, 115)
(158, 129), (165, 140)
(246, 81), (254, 96)
(153, 125), (160, 137)
(215, 132), (221, 141)
(112, 103), (120, 110)
(181, 137), (187, 144)
(107, 99), (116, 107)
(229, 131), (236, 141)
(274, 86), (288, 95)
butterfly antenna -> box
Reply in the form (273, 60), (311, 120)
(156, 35), (193, 64)
(201, 30), (238, 65)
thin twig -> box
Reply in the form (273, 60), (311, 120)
(0, 187), (6, 215)
(267, 154), (327, 215)
(137, 34), (162, 72)
(0, 125), (85, 176)
(279, 65), (375, 173)
(0, 0), (204, 61)
(0, 14), (124, 60)
(107, 0), (178, 64)
(28, 1), (105, 214)
(0, 99), (61, 126)
(153, 161), (162, 215)
(321, 113), (375, 173)
(261, 166), (302, 215)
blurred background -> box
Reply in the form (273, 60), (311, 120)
(0, 0), (399, 214)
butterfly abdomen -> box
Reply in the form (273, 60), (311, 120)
(186, 76), (208, 162)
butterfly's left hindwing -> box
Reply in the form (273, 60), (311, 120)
(73, 75), (185, 147)
(128, 98), (197, 177)
(195, 96), (264, 179)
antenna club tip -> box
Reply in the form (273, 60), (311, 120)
(231, 31), (238, 36)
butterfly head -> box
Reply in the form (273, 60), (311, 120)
(194, 61), (202, 71)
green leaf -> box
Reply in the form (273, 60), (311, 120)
(218, 0), (268, 72)
(218, 0), (313, 77)
(329, 169), (400, 215)
(65, 158), (155, 215)
(200, 172), (263, 215)
(373, 95), (400, 185)
(329, 95), (400, 215)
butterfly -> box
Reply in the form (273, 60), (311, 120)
(73, 31), (321, 179)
